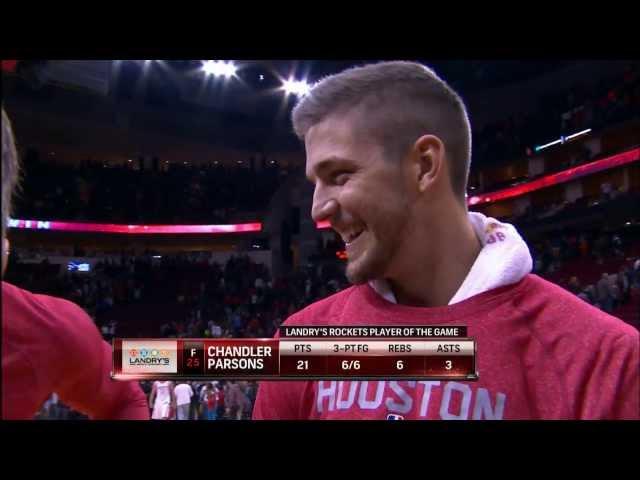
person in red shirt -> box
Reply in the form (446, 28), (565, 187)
(203, 383), (219, 420)
(253, 62), (639, 420)
(1, 107), (149, 419)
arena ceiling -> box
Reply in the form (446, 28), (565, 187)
(5, 59), (578, 152)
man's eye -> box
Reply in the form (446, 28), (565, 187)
(332, 172), (350, 185)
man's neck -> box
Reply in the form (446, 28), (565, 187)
(387, 212), (482, 308)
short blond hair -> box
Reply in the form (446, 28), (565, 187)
(2, 107), (20, 240)
(292, 61), (472, 199)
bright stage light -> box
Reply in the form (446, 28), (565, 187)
(282, 77), (311, 96)
(202, 60), (237, 78)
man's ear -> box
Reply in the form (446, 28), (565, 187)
(412, 134), (445, 193)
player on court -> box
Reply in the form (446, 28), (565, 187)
(253, 62), (639, 420)
(149, 380), (176, 420)
(1, 108), (149, 419)
(174, 381), (194, 420)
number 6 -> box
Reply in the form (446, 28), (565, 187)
(396, 360), (404, 370)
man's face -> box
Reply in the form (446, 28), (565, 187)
(305, 112), (413, 284)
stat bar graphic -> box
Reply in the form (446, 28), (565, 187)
(112, 327), (478, 381)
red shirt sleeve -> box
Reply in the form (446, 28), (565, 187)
(39, 296), (150, 420)
(2, 282), (149, 420)
(521, 277), (640, 419)
(576, 329), (639, 419)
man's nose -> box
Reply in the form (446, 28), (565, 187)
(311, 186), (338, 223)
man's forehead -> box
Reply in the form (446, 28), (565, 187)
(306, 113), (356, 146)
(305, 118), (353, 166)
(306, 109), (377, 152)
(305, 106), (387, 173)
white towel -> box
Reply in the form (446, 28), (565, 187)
(369, 211), (533, 305)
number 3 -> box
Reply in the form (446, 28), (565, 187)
(445, 360), (452, 370)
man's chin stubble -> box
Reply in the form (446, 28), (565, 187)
(345, 255), (387, 285)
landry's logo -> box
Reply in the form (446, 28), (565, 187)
(121, 340), (177, 374)
(128, 348), (171, 366)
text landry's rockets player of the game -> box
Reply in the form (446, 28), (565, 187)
(253, 61), (640, 420)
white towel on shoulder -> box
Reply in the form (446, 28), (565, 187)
(369, 211), (533, 305)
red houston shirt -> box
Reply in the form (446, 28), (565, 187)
(2, 281), (149, 419)
(253, 275), (640, 420)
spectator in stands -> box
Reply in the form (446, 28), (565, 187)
(609, 274), (622, 311)
(533, 256), (544, 274)
(230, 308), (243, 336)
(619, 270), (631, 304)
(633, 259), (640, 288)
(578, 234), (590, 258)
(567, 276), (581, 295)
(597, 273), (613, 312)
(612, 234), (624, 257)
(1, 107), (149, 420)
(577, 289), (591, 305)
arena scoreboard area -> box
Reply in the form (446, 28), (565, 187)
(112, 326), (478, 380)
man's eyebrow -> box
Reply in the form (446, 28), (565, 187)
(306, 156), (354, 182)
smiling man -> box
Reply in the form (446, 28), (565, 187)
(253, 61), (639, 420)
